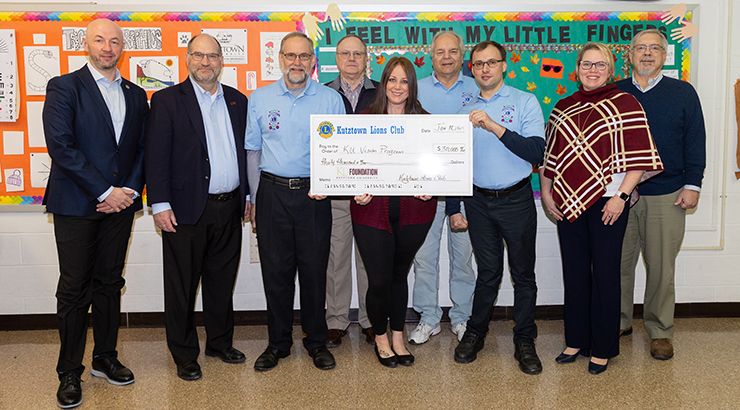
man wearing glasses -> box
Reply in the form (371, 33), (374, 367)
(146, 33), (250, 381)
(323, 34), (378, 347)
(409, 30), (478, 346)
(454, 41), (545, 375)
(617, 29), (706, 361)
(246, 32), (346, 371)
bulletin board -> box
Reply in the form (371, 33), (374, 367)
(0, 7), (694, 207)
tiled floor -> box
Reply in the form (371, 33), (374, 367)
(2, 318), (739, 409)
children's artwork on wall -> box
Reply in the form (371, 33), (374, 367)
(24, 46), (60, 96)
(129, 56), (178, 91)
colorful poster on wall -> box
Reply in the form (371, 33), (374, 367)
(260, 32), (289, 81)
(129, 56), (178, 91)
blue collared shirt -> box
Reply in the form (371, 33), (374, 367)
(245, 76), (345, 177)
(151, 78), (239, 215)
(87, 63), (132, 202)
(457, 84), (545, 190)
(417, 72), (479, 114)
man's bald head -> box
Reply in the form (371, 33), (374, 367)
(83, 19), (124, 77)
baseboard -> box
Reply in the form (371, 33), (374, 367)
(2, 302), (739, 331)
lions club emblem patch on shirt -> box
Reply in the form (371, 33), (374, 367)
(268, 110), (280, 130)
(461, 92), (474, 106)
(501, 105), (515, 123)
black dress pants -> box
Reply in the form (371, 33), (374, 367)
(163, 195), (242, 365)
(54, 212), (134, 377)
(465, 184), (538, 343)
(255, 179), (332, 352)
(353, 198), (432, 336)
(557, 196), (627, 359)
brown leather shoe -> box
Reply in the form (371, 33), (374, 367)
(620, 327), (633, 337)
(651, 338), (674, 360)
(361, 327), (376, 345)
(326, 329), (345, 347)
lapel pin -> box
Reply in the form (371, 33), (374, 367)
(125, 84), (130, 89)
(230, 101), (236, 105)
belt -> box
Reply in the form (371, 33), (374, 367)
(261, 171), (310, 189)
(473, 177), (529, 198)
(207, 188), (239, 201)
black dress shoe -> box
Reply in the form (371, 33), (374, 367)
(205, 346), (246, 364)
(620, 327), (633, 337)
(514, 341), (543, 375)
(90, 356), (135, 386)
(454, 331), (485, 364)
(254, 346), (290, 372)
(392, 348), (414, 367)
(555, 348), (591, 364)
(308, 346), (336, 370)
(176, 361), (202, 381)
(588, 359), (608, 375)
(361, 327), (376, 345)
(374, 345), (398, 368)
(56, 372), (82, 409)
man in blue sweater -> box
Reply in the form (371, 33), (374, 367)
(617, 29), (706, 361)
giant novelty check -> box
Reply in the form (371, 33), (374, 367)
(310, 114), (472, 196)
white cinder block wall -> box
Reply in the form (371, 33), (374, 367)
(1, 0), (739, 315)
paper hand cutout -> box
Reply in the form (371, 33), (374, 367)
(326, 3), (346, 32)
(671, 21), (698, 42)
(303, 12), (324, 41)
(661, 4), (688, 25)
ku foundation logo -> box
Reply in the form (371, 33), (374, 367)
(268, 110), (280, 130)
(501, 105), (515, 124)
(461, 92), (474, 107)
(317, 121), (335, 139)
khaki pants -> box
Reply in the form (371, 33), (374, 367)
(620, 189), (686, 339)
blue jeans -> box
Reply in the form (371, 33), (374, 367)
(412, 200), (476, 327)
(466, 185), (538, 343)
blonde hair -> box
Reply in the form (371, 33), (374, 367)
(576, 42), (615, 78)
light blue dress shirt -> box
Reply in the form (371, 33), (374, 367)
(151, 78), (239, 215)
(87, 63), (130, 202)
(417, 72), (479, 114)
(245, 77), (345, 178)
(457, 84), (545, 190)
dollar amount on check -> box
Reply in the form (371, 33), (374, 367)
(310, 114), (472, 196)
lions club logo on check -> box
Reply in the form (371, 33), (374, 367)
(317, 121), (335, 139)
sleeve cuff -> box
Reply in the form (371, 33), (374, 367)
(97, 186), (114, 203)
(151, 202), (172, 215)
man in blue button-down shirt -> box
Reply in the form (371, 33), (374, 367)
(409, 30), (479, 346)
(145, 33), (250, 382)
(453, 41), (546, 375)
(246, 32), (346, 372)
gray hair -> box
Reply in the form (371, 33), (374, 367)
(431, 30), (465, 56)
(630, 29), (668, 51)
(280, 31), (313, 54)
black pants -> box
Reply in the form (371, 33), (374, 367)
(255, 179), (332, 352)
(53, 212), (134, 377)
(353, 198), (432, 336)
(163, 195), (242, 365)
(465, 184), (538, 343)
(558, 196), (627, 359)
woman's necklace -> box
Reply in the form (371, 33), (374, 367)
(576, 102), (597, 141)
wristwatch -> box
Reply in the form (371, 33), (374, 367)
(615, 191), (630, 202)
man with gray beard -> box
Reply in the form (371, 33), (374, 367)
(146, 33), (250, 381)
(246, 32), (346, 371)
(617, 29), (706, 360)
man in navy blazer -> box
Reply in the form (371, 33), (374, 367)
(43, 19), (148, 409)
(145, 33), (249, 381)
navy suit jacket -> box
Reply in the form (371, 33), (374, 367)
(42, 65), (148, 216)
(145, 78), (248, 226)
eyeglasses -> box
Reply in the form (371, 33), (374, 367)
(542, 64), (562, 73)
(336, 51), (365, 60)
(282, 52), (314, 61)
(471, 59), (503, 70)
(633, 44), (664, 53)
(579, 61), (608, 71)
(189, 52), (221, 62)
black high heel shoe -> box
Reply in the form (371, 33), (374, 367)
(392, 347), (414, 367)
(374, 345), (398, 368)
(588, 359), (608, 375)
(555, 348), (590, 364)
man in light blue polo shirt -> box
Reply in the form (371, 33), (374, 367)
(410, 30), (479, 346)
(453, 41), (545, 375)
(245, 32), (346, 372)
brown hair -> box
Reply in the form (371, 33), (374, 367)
(469, 41), (507, 64)
(367, 56), (424, 114)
